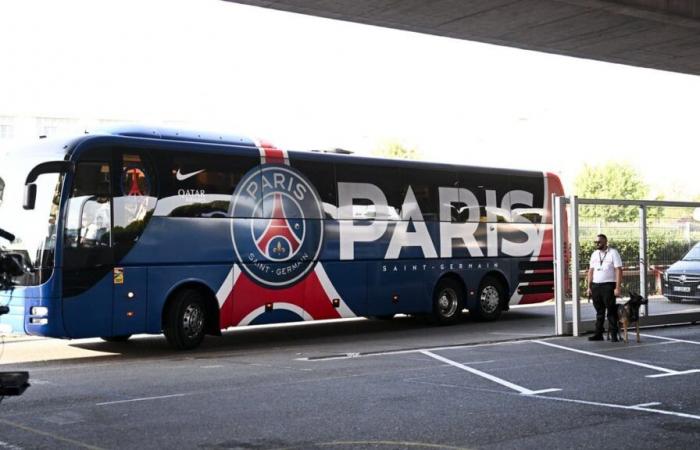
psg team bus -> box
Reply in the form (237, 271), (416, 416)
(0, 127), (564, 349)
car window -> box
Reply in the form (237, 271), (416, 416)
(683, 244), (700, 261)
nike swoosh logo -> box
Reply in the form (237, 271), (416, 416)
(176, 169), (205, 181)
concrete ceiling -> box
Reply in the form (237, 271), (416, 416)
(225, 0), (700, 76)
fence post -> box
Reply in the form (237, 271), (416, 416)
(639, 205), (648, 317)
(570, 195), (580, 336)
(553, 195), (567, 335)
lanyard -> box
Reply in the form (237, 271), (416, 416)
(598, 250), (608, 267)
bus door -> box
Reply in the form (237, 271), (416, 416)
(62, 159), (114, 338)
(111, 152), (157, 336)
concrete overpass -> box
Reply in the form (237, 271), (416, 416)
(226, 0), (700, 76)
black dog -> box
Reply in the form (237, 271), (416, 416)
(608, 291), (648, 343)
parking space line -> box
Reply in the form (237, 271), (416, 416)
(533, 340), (690, 376)
(96, 393), (186, 406)
(0, 439), (24, 450)
(646, 369), (700, 378)
(0, 418), (104, 450)
(631, 402), (661, 408)
(298, 339), (535, 361)
(640, 334), (700, 345)
(420, 350), (561, 396)
(531, 395), (700, 421)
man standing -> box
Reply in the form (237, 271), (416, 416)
(586, 234), (623, 341)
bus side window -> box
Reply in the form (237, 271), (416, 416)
(64, 162), (112, 249)
(458, 171), (510, 223)
(155, 151), (258, 218)
(505, 175), (544, 224)
(288, 158), (337, 219)
(63, 162), (113, 273)
(113, 154), (157, 247)
(408, 168), (458, 222)
(336, 162), (404, 221)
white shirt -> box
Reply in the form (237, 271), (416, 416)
(589, 247), (623, 283)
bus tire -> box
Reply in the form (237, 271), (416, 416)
(473, 276), (504, 321)
(432, 278), (464, 325)
(164, 289), (206, 350)
(100, 335), (131, 343)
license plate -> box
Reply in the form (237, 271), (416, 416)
(673, 286), (691, 293)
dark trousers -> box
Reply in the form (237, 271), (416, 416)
(592, 282), (618, 335)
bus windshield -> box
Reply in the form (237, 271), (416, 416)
(0, 140), (66, 285)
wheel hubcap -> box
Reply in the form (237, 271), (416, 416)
(182, 303), (204, 339)
(480, 286), (500, 314)
(438, 288), (459, 318)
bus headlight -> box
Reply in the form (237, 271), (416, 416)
(30, 306), (48, 316)
(663, 272), (668, 281)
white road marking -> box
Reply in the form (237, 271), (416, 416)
(0, 440), (24, 450)
(646, 369), (700, 378)
(489, 332), (543, 336)
(420, 350), (561, 396)
(531, 395), (700, 421)
(297, 339), (531, 361)
(641, 333), (700, 345)
(26, 379), (52, 385)
(96, 393), (186, 406)
(631, 402), (661, 408)
(533, 340), (694, 377)
(200, 365), (223, 369)
(0, 418), (104, 450)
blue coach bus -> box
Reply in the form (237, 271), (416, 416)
(0, 128), (564, 349)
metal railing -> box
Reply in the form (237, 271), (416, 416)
(553, 196), (700, 336)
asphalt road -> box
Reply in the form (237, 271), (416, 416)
(1, 304), (699, 449)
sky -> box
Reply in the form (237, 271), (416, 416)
(1, 0), (700, 197)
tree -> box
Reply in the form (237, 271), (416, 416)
(371, 141), (421, 160)
(574, 162), (662, 222)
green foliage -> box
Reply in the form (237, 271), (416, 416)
(574, 162), (663, 221)
(578, 235), (696, 269)
(576, 235), (697, 293)
(372, 141), (421, 160)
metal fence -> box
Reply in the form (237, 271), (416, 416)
(577, 222), (699, 295)
(553, 196), (700, 336)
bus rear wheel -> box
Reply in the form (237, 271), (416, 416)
(164, 289), (207, 350)
(472, 276), (504, 321)
(432, 278), (464, 325)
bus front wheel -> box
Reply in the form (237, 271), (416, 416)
(432, 278), (464, 325)
(164, 289), (207, 350)
(473, 276), (504, 321)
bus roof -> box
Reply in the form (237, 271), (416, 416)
(61, 126), (550, 179)
(93, 125), (259, 148)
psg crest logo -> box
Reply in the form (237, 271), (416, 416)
(230, 165), (324, 288)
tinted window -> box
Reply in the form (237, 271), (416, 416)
(457, 170), (512, 223)
(455, 170), (544, 224)
(155, 150), (259, 218)
(290, 158), (336, 219)
(407, 167), (458, 222)
(336, 162), (404, 220)
(113, 153), (157, 250)
(506, 174), (544, 224)
(63, 161), (112, 269)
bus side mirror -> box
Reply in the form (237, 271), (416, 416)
(22, 160), (73, 210)
(23, 183), (37, 210)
